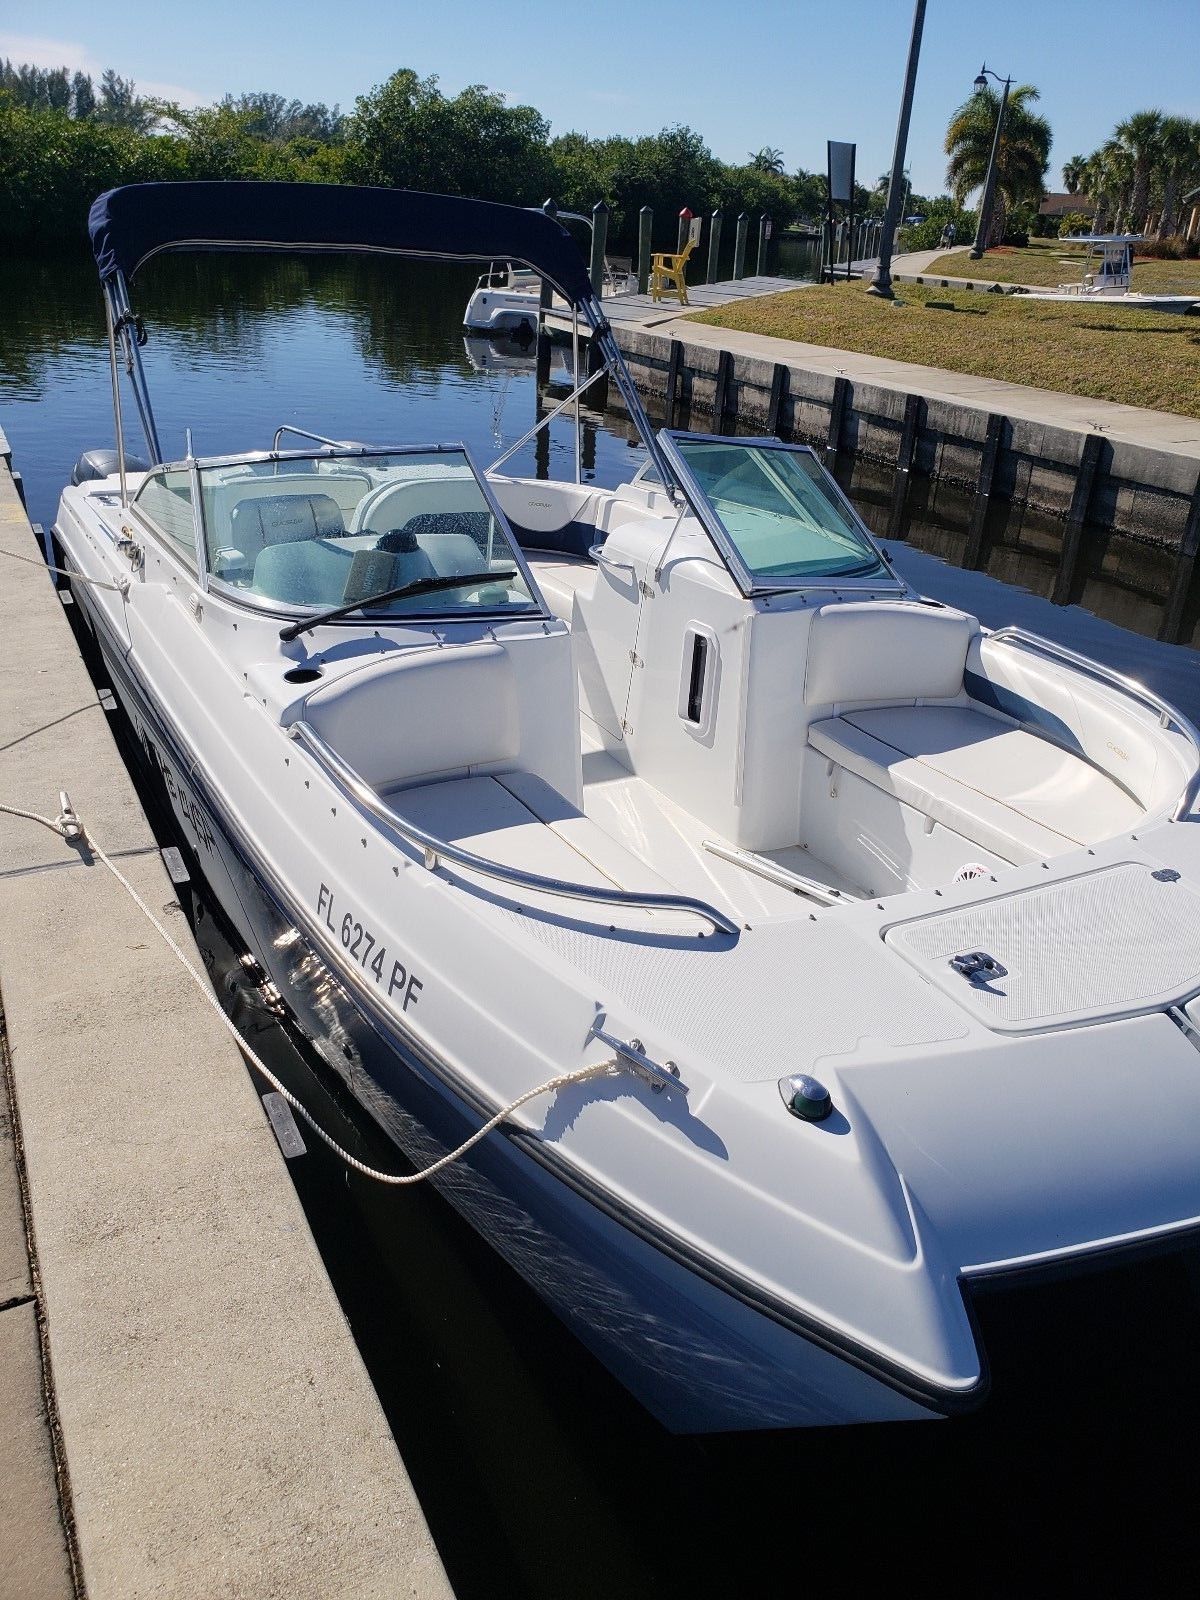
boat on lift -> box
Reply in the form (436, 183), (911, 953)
(1014, 234), (1200, 312)
(54, 180), (1200, 1434)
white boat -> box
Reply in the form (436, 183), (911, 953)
(1015, 234), (1200, 312)
(464, 214), (636, 332)
(56, 181), (1200, 1434)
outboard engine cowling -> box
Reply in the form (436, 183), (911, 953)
(71, 448), (149, 486)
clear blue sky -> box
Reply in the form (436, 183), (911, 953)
(6, 1), (1198, 197)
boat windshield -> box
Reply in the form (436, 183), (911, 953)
(194, 448), (537, 616)
(666, 437), (887, 587)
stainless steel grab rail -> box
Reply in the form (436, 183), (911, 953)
(287, 720), (739, 936)
(986, 626), (1200, 822)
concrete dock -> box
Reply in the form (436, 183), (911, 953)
(546, 272), (800, 332)
(0, 443), (452, 1596)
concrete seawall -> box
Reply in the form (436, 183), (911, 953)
(599, 318), (1200, 642)
(0, 447), (452, 1595)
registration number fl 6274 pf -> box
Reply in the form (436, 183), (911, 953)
(316, 881), (423, 1011)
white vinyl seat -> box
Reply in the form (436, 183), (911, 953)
(809, 705), (1144, 864)
(526, 555), (598, 624)
(383, 773), (676, 911)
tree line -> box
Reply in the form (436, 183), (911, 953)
(0, 60), (845, 255)
(1061, 113), (1200, 250)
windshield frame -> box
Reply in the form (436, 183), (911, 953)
(659, 430), (904, 598)
(151, 439), (549, 625)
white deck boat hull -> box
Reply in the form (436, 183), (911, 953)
(64, 569), (944, 1431)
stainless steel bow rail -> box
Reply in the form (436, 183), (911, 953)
(287, 720), (739, 936)
(987, 626), (1200, 822)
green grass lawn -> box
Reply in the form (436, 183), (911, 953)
(690, 278), (1200, 418)
(924, 237), (1200, 293)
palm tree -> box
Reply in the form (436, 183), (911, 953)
(750, 147), (785, 174)
(945, 84), (1051, 247)
(1154, 116), (1200, 239)
(1081, 140), (1133, 232)
(1114, 109), (1164, 232)
(1062, 154), (1087, 194)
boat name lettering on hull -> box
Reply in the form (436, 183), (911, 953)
(317, 882), (423, 1011)
(134, 715), (216, 857)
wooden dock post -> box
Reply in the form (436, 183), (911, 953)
(824, 376), (850, 467)
(713, 349), (735, 433)
(733, 213), (749, 280)
(1158, 469), (1200, 644)
(756, 215), (770, 275)
(664, 340), (684, 428)
(887, 393), (923, 539)
(962, 413), (1005, 569)
(589, 200), (609, 298)
(536, 197), (557, 386)
(637, 206), (653, 294)
(766, 363), (789, 437)
(678, 206), (693, 254)
(1051, 432), (1105, 606)
(707, 209), (723, 285)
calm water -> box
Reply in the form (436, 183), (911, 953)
(7, 248), (1200, 1595)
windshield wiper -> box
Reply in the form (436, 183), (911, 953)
(279, 569), (518, 642)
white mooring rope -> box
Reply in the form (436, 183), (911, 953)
(0, 798), (617, 1185)
(0, 545), (129, 595)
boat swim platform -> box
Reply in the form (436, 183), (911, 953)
(0, 432), (452, 1598)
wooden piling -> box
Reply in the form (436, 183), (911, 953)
(1051, 432), (1105, 606)
(886, 394), (923, 539)
(824, 375), (850, 467)
(664, 340), (684, 428)
(707, 209), (723, 286)
(766, 363), (789, 437)
(756, 215), (770, 276)
(713, 349), (735, 434)
(962, 413), (1005, 569)
(588, 200), (609, 298)
(637, 207), (653, 295)
(1158, 469), (1200, 644)
(733, 213), (749, 280)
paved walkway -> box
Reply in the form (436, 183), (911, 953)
(631, 249), (1200, 459)
(547, 273), (800, 332)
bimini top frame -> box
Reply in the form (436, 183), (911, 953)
(87, 181), (675, 502)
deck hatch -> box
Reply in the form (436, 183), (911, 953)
(885, 862), (1200, 1031)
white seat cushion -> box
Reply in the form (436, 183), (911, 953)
(527, 555), (598, 625)
(302, 642), (518, 791)
(384, 774), (673, 907)
(810, 704), (1144, 865)
(804, 602), (974, 708)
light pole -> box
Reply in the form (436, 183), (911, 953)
(868, 0), (927, 299)
(969, 64), (1013, 260)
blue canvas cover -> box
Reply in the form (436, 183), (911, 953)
(88, 182), (596, 305)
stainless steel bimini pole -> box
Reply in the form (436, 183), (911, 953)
(581, 299), (679, 496)
(110, 271), (164, 465)
(103, 286), (129, 506)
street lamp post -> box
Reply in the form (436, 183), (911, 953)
(868, 0), (927, 299)
(969, 64), (1013, 260)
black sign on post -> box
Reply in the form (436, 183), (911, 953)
(826, 140), (857, 282)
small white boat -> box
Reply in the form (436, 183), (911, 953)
(464, 213), (636, 332)
(1015, 234), (1200, 313)
(57, 181), (1200, 1434)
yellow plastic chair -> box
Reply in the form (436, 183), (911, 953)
(649, 238), (697, 304)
